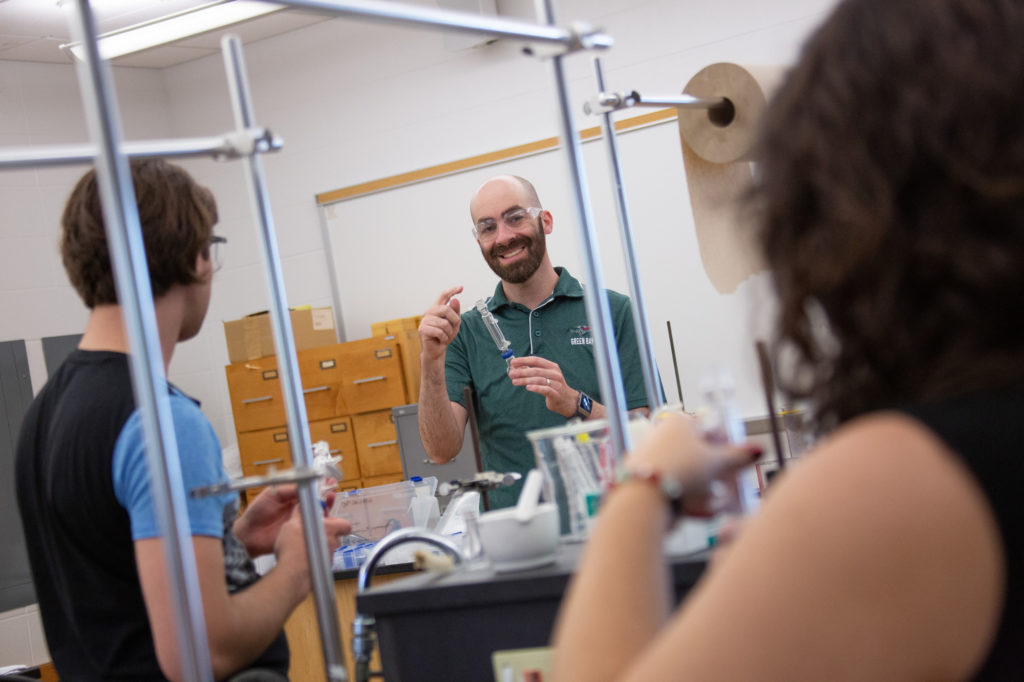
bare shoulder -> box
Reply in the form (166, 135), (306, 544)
(630, 412), (1005, 681)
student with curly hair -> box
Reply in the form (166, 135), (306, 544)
(553, 1), (1024, 679)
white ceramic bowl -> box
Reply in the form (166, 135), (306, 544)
(476, 502), (559, 572)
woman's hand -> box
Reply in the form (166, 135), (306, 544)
(624, 412), (761, 517)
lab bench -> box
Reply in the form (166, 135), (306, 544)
(355, 543), (708, 681)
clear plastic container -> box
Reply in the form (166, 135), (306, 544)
(328, 476), (437, 542)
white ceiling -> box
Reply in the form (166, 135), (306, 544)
(0, 0), (331, 69)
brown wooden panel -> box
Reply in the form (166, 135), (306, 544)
(236, 426), (293, 476)
(391, 328), (421, 405)
(225, 357), (285, 432)
(284, 572), (411, 682)
(352, 409), (402, 478)
(336, 338), (406, 414)
(298, 345), (350, 420)
(309, 416), (360, 484)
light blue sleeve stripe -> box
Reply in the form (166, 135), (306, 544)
(112, 390), (232, 540)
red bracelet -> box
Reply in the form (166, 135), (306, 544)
(613, 465), (685, 518)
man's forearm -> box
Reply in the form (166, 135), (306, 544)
(418, 357), (464, 463)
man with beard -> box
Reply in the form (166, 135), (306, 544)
(417, 175), (650, 508)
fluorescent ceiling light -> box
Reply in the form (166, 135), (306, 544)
(61, 0), (284, 62)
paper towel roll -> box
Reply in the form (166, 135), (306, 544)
(677, 62), (784, 294)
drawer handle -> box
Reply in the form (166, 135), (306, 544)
(253, 458), (284, 466)
(242, 395), (273, 404)
(353, 376), (385, 385)
(366, 440), (397, 448)
(303, 385), (329, 394)
(330, 449), (342, 455)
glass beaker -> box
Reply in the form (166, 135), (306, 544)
(527, 420), (612, 540)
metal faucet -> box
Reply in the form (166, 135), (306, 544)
(352, 528), (463, 682)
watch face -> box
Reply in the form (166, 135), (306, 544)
(579, 392), (593, 414)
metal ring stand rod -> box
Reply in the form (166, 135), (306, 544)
(67, 1), (213, 679)
(17, 2), (622, 680)
(220, 35), (348, 682)
(590, 57), (665, 412)
(584, 91), (727, 115)
(536, 0), (631, 460)
(280, 0), (610, 47)
(0, 130), (282, 170)
(634, 93), (727, 108)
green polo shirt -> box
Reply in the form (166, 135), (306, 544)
(445, 267), (649, 508)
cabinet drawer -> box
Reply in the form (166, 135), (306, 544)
(352, 409), (402, 478)
(298, 346), (348, 420)
(309, 416), (360, 486)
(227, 354), (348, 433)
(226, 358), (286, 433)
(337, 338), (407, 415)
(237, 426), (293, 476)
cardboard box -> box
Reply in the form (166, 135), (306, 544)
(370, 315), (422, 337)
(224, 307), (336, 363)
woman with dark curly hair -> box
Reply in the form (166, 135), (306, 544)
(552, 0), (1024, 679)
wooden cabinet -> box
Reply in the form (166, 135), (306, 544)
(226, 337), (415, 492)
(309, 416), (359, 483)
(226, 357), (285, 433)
(352, 409), (402, 479)
(237, 425), (293, 474)
(335, 337), (408, 413)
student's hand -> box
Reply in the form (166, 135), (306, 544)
(234, 484), (345, 556)
(273, 507), (351, 593)
(509, 355), (577, 418)
(624, 413), (761, 517)
(233, 484), (300, 556)
(419, 286), (463, 363)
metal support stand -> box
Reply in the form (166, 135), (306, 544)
(582, 66), (742, 415)
(4, 1), (625, 680)
(221, 33), (348, 682)
(590, 57), (666, 412)
(0, 129), (281, 170)
(66, 1), (214, 679)
(536, 0), (631, 461)
(584, 90), (729, 116)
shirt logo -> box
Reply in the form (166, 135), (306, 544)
(569, 324), (593, 346)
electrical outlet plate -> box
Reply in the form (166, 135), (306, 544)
(491, 646), (553, 682)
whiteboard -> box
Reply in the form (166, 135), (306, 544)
(323, 119), (777, 418)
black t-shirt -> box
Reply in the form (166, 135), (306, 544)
(15, 350), (288, 680)
(900, 383), (1024, 680)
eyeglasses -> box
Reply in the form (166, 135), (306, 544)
(472, 206), (543, 242)
(208, 235), (227, 272)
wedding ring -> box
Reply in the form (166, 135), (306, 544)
(545, 377), (551, 386)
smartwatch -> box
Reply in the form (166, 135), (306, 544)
(575, 391), (593, 419)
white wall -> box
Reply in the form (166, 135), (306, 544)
(156, 0), (839, 441)
(1, 0), (839, 446)
(0, 0), (837, 666)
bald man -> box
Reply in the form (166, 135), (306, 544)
(417, 175), (651, 508)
